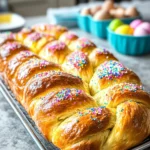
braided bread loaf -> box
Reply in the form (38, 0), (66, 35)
(0, 24), (150, 150)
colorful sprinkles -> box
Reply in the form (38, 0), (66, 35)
(118, 83), (143, 92)
(33, 71), (62, 79)
(96, 48), (111, 55)
(0, 32), (15, 44)
(18, 59), (50, 79)
(67, 51), (87, 70)
(27, 32), (43, 42)
(29, 80), (42, 91)
(19, 50), (33, 57)
(76, 38), (95, 50)
(0, 42), (22, 57)
(32, 24), (55, 31)
(78, 107), (104, 117)
(32, 24), (67, 32)
(55, 88), (83, 101)
(2, 41), (21, 50)
(65, 32), (78, 40)
(45, 41), (66, 53)
(56, 25), (67, 32)
(77, 107), (106, 126)
(96, 60), (128, 80)
(20, 28), (33, 33)
(34, 24), (48, 31)
(8, 51), (34, 70)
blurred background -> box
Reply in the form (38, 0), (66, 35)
(0, 0), (149, 17)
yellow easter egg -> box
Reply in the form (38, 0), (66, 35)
(115, 25), (134, 35)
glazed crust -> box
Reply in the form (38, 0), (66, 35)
(33, 88), (97, 139)
(0, 32), (15, 46)
(69, 37), (96, 54)
(52, 107), (116, 149)
(62, 51), (93, 83)
(14, 60), (61, 103)
(39, 40), (71, 64)
(24, 32), (55, 54)
(89, 60), (141, 95)
(31, 24), (68, 39)
(0, 41), (29, 73)
(0, 25), (150, 150)
(16, 28), (34, 43)
(23, 71), (86, 108)
(89, 48), (117, 69)
(5, 51), (37, 81)
(94, 83), (150, 108)
(59, 31), (78, 46)
(104, 102), (150, 150)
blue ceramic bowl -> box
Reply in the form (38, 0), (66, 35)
(107, 28), (150, 55)
(77, 12), (140, 39)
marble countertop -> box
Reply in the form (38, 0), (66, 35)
(0, 16), (150, 150)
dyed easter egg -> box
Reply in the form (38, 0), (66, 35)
(134, 28), (149, 36)
(109, 19), (124, 31)
(115, 25), (134, 35)
(134, 22), (150, 36)
(130, 19), (143, 29)
(140, 22), (150, 33)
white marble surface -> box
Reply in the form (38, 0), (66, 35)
(0, 16), (150, 150)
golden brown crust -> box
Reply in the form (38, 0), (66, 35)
(37, 89), (94, 115)
(66, 138), (101, 150)
(66, 133), (109, 150)
(0, 32), (16, 46)
(5, 51), (37, 81)
(52, 107), (115, 149)
(69, 37), (96, 54)
(89, 48), (117, 69)
(31, 23), (53, 32)
(63, 51), (93, 83)
(0, 41), (29, 73)
(90, 60), (141, 95)
(24, 32), (55, 54)
(59, 31), (78, 46)
(15, 58), (60, 86)
(32, 88), (96, 139)
(94, 83), (150, 107)
(104, 102), (150, 150)
(32, 24), (68, 39)
(23, 71), (85, 107)
(49, 25), (68, 39)
(16, 28), (34, 42)
(13, 58), (61, 102)
(39, 40), (71, 64)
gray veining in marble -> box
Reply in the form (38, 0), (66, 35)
(0, 16), (150, 150)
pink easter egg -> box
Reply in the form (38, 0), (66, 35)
(134, 25), (149, 36)
(139, 22), (150, 33)
(130, 19), (143, 29)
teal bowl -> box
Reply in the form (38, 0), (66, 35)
(90, 19), (112, 39)
(77, 13), (91, 32)
(107, 28), (150, 55)
(90, 17), (141, 39)
(77, 12), (140, 39)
